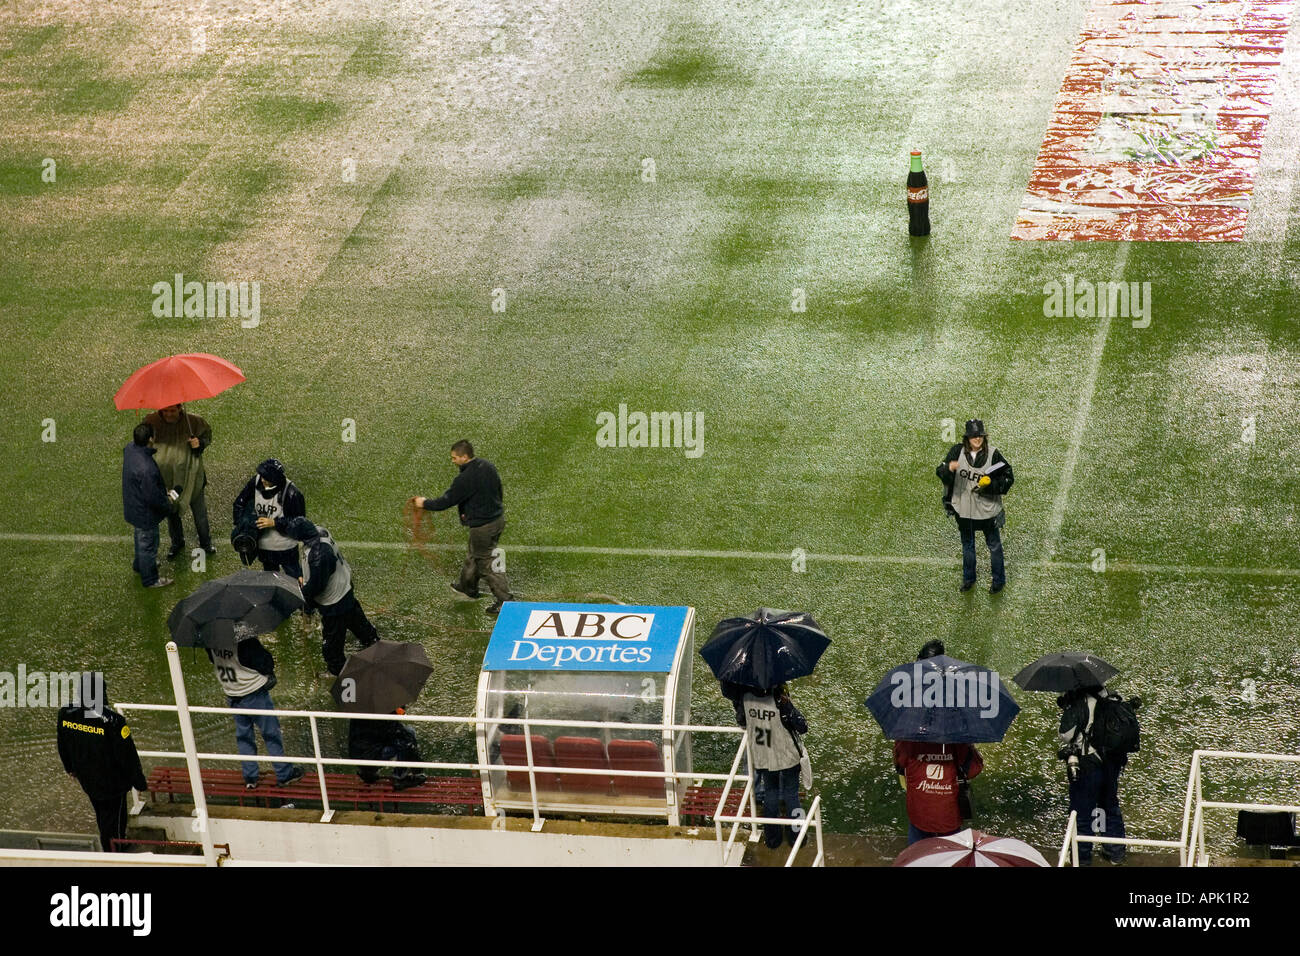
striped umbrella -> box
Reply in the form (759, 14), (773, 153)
(893, 828), (1049, 867)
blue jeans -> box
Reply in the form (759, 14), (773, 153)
(229, 687), (295, 785)
(756, 766), (801, 848)
(1069, 757), (1126, 863)
(132, 524), (160, 586)
(908, 822), (960, 845)
(958, 517), (1004, 587)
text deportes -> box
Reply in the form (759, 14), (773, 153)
(508, 640), (653, 668)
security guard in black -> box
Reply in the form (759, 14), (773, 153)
(58, 684), (148, 852)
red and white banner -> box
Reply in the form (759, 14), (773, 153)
(1013, 0), (1295, 241)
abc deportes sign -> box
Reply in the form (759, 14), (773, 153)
(525, 609), (653, 642)
(483, 603), (690, 672)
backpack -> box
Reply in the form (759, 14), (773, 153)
(1087, 693), (1140, 758)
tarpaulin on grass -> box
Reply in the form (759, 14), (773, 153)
(1013, 0), (1295, 241)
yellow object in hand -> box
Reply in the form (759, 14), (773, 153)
(978, 475), (991, 487)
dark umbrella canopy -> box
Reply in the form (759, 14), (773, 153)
(168, 570), (304, 649)
(865, 655), (1020, 743)
(699, 608), (830, 690)
(1012, 652), (1118, 693)
(331, 640), (432, 714)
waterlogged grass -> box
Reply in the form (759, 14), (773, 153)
(627, 48), (735, 87)
(41, 54), (137, 114)
(244, 94), (345, 133)
(1, 1), (1300, 859)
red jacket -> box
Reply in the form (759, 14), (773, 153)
(894, 740), (983, 835)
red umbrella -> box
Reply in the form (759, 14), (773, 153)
(114, 353), (245, 411)
(892, 828), (1050, 867)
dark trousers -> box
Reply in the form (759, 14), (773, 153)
(259, 547), (302, 580)
(166, 487), (212, 550)
(321, 602), (379, 675)
(756, 766), (802, 848)
(358, 739), (421, 783)
(89, 792), (130, 851)
(1069, 757), (1126, 863)
(958, 516), (1005, 587)
(457, 516), (511, 601)
(907, 822), (960, 846)
(131, 524), (160, 587)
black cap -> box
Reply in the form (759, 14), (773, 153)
(918, 640), (945, 660)
(282, 517), (319, 542)
(256, 458), (286, 487)
(964, 419), (986, 439)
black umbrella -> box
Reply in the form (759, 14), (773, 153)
(168, 570), (304, 649)
(330, 640), (432, 714)
(699, 608), (830, 690)
(1012, 652), (1118, 693)
(865, 655), (1020, 743)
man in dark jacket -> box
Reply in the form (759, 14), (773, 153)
(233, 458), (306, 578)
(937, 419), (1014, 593)
(57, 673), (148, 851)
(348, 709), (426, 791)
(413, 440), (514, 615)
(122, 422), (175, 588)
(1058, 685), (1131, 864)
(276, 517), (379, 675)
(207, 626), (305, 788)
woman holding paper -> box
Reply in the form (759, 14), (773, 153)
(937, 419), (1014, 593)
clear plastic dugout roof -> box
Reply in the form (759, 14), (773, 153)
(475, 602), (696, 821)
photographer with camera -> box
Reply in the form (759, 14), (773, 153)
(937, 419), (1014, 593)
(1057, 684), (1140, 864)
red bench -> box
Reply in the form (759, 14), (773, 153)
(147, 767), (747, 823)
(146, 766), (484, 814)
(680, 785), (748, 823)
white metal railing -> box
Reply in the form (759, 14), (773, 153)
(1180, 750), (1300, 867)
(117, 642), (825, 866)
(1056, 809), (1183, 866)
(1056, 749), (1300, 866)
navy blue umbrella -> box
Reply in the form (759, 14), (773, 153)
(700, 608), (829, 690)
(865, 655), (1020, 743)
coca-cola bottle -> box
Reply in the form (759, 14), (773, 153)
(907, 150), (930, 236)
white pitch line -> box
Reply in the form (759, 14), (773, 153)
(1042, 234), (1133, 560)
(2, 532), (1299, 579)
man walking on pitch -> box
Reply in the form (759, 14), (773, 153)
(143, 403), (215, 560)
(413, 440), (514, 615)
(937, 419), (1014, 593)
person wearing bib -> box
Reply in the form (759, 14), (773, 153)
(937, 419), (1014, 593)
(233, 458), (307, 579)
(734, 684), (809, 849)
(277, 516), (380, 676)
(206, 626), (304, 789)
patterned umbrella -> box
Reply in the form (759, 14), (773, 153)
(893, 828), (1050, 867)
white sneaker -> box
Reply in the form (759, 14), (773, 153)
(147, 577), (174, 588)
